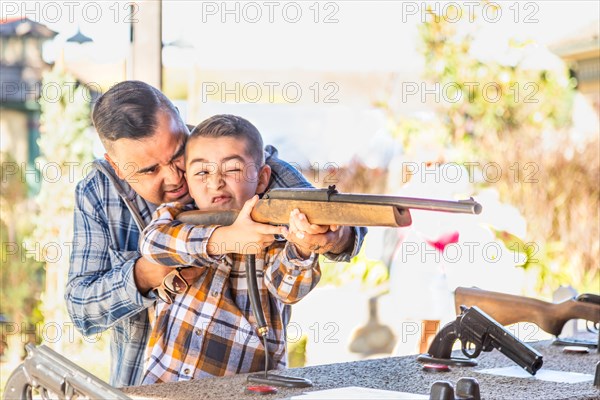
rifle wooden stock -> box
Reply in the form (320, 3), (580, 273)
(455, 287), (600, 336)
(179, 201), (411, 227)
(178, 186), (482, 227)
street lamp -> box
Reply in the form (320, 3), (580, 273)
(66, 28), (92, 45)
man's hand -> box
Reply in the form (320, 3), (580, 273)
(286, 208), (354, 255)
(133, 257), (205, 295)
(208, 195), (287, 255)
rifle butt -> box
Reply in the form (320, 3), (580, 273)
(178, 209), (240, 226)
(455, 287), (600, 337)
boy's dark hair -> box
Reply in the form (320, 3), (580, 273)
(189, 114), (265, 165)
(92, 80), (180, 149)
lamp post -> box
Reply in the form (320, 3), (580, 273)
(66, 28), (92, 45)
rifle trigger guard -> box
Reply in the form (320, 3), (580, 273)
(461, 340), (482, 359)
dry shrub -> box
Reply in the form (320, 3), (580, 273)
(484, 130), (599, 291)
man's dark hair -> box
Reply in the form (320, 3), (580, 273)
(189, 114), (265, 165)
(92, 80), (179, 148)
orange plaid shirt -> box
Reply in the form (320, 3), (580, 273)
(139, 203), (320, 384)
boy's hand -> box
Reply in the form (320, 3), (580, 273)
(209, 195), (286, 255)
(286, 209), (354, 255)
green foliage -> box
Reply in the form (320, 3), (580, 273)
(493, 228), (572, 294)
(404, 1), (597, 296)
(24, 67), (94, 351)
(417, 7), (574, 145)
(287, 334), (308, 368)
(0, 153), (44, 326)
(29, 68), (93, 254)
(319, 250), (389, 290)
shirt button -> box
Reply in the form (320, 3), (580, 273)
(183, 368), (191, 375)
(287, 276), (294, 281)
(211, 290), (219, 297)
(195, 328), (202, 336)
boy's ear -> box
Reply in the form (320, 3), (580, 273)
(104, 153), (126, 181)
(256, 164), (272, 194)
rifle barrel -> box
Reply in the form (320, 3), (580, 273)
(331, 194), (482, 215)
(264, 189), (482, 215)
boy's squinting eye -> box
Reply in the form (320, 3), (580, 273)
(194, 170), (208, 176)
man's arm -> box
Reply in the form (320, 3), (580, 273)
(265, 145), (367, 262)
(65, 178), (155, 336)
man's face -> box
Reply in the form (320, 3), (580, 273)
(105, 111), (193, 205)
(185, 136), (270, 211)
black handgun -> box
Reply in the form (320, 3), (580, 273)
(418, 306), (544, 375)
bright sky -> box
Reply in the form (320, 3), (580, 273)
(4, 1), (598, 71)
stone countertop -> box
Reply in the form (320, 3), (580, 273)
(123, 340), (600, 400)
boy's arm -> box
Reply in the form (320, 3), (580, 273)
(263, 242), (321, 305)
(139, 202), (225, 267)
(141, 198), (285, 265)
(265, 145), (367, 262)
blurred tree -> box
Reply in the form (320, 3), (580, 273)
(26, 67), (94, 353)
(0, 153), (44, 361)
(411, 2), (598, 295)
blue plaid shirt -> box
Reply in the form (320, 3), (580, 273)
(66, 146), (366, 387)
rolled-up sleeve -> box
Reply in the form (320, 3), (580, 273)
(139, 203), (224, 267)
(264, 243), (320, 304)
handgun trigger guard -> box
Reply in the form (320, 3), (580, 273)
(461, 340), (482, 359)
(416, 354), (478, 367)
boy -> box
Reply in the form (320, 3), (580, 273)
(139, 115), (321, 384)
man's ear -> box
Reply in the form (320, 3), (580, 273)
(256, 164), (272, 194)
(104, 153), (126, 180)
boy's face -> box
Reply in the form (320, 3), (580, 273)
(185, 136), (270, 210)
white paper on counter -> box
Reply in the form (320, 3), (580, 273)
(476, 366), (594, 383)
(290, 386), (429, 399)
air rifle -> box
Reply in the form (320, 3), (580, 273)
(3, 344), (131, 400)
(455, 287), (600, 345)
(178, 185), (482, 227)
(417, 306), (544, 375)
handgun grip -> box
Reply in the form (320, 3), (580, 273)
(426, 319), (459, 360)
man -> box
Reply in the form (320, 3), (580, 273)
(65, 81), (365, 387)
